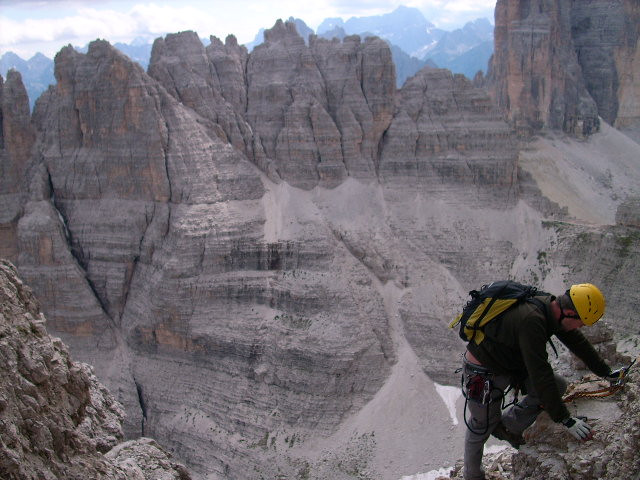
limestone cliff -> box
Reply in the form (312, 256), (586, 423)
(490, 0), (599, 136)
(571, 0), (640, 139)
(0, 259), (191, 480)
(148, 22), (396, 190)
(0, 70), (34, 260)
(1, 17), (639, 480)
(490, 0), (640, 137)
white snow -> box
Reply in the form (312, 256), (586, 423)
(399, 446), (511, 480)
(400, 467), (453, 480)
(434, 383), (461, 426)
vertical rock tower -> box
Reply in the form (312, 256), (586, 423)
(490, 0), (639, 138)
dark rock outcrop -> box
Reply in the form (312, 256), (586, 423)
(571, 0), (640, 136)
(615, 197), (640, 227)
(0, 70), (35, 260)
(489, 0), (640, 137)
(0, 259), (191, 480)
(490, 0), (599, 136)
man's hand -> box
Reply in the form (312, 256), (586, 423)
(562, 417), (593, 441)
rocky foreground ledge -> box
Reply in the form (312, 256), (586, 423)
(0, 259), (191, 480)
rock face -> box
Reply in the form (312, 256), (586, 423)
(0, 70), (35, 261)
(148, 21), (397, 190)
(571, 0), (640, 136)
(379, 68), (518, 204)
(0, 259), (191, 480)
(1, 17), (639, 480)
(615, 197), (640, 227)
(510, 378), (640, 480)
(490, 0), (599, 136)
(490, 0), (640, 136)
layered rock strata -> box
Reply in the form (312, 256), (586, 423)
(379, 68), (518, 204)
(6, 34), (398, 478)
(148, 22), (397, 190)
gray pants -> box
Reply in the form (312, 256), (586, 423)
(462, 359), (567, 480)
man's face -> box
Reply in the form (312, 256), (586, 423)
(561, 315), (585, 331)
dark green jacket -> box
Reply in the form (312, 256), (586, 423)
(467, 295), (610, 422)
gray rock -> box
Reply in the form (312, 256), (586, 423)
(571, 0), (640, 132)
(615, 197), (640, 227)
(0, 70), (35, 260)
(380, 67), (518, 205)
(0, 259), (191, 480)
(490, 0), (599, 136)
(489, 0), (639, 137)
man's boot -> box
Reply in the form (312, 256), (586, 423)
(491, 421), (525, 449)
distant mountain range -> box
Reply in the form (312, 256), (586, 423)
(0, 51), (54, 110)
(1, 6), (493, 110)
(246, 7), (493, 85)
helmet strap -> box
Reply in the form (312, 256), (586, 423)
(557, 295), (579, 322)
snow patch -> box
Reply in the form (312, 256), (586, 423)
(434, 382), (460, 426)
(399, 467), (452, 480)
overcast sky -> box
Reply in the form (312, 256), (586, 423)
(0, 0), (496, 59)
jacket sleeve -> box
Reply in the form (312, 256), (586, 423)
(556, 329), (611, 377)
(518, 318), (571, 422)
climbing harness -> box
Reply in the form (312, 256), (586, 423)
(459, 357), (505, 435)
(563, 357), (637, 403)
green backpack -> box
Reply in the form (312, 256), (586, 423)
(450, 280), (547, 344)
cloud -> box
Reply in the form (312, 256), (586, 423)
(0, 0), (497, 59)
(0, 3), (228, 57)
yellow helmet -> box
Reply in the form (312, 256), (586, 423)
(569, 283), (605, 325)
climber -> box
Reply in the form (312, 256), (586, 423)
(460, 283), (624, 480)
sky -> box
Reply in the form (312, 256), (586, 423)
(0, 0), (496, 60)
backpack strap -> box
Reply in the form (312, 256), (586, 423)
(526, 296), (559, 358)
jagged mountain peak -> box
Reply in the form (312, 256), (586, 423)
(263, 18), (305, 45)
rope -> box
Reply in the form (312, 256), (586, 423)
(563, 384), (624, 403)
(563, 356), (638, 403)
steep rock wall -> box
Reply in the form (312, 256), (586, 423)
(490, 0), (599, 136)
(490, 0), (640, 137)
(9, 36), (397, 478)
(0, 70), (34, 260)
(148, 22), (397, 190)
(571, 0), (640, 139)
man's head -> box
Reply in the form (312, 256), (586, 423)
(557, 283), (606, 330)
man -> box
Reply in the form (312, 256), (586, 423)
(461, 283), (622, 480)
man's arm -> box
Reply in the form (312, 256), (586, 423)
(556, 329), (611, 377)
(519, 320), (571, 422)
